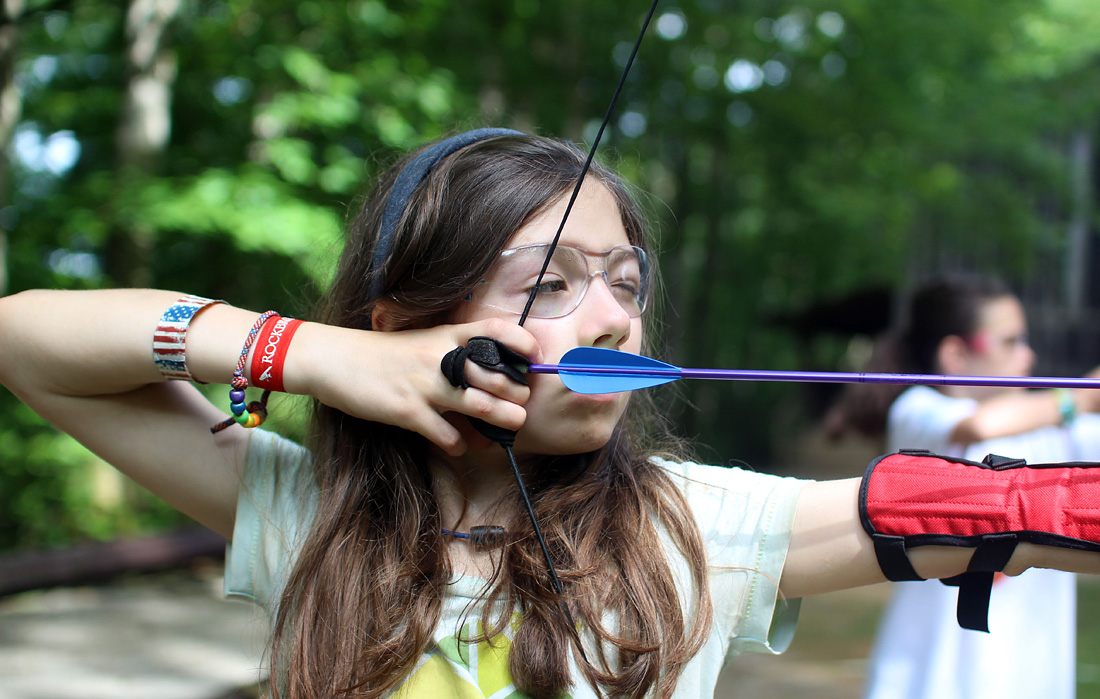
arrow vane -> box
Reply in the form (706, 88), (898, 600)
(527, 347), (1100, 395)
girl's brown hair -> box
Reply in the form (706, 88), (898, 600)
(270, 133), (712, 698)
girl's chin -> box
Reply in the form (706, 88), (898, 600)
(514, 436), (611, 457)
(514, 418), (620, 456)
(506, 389), (628, 455)
(568, 391), (623, 406)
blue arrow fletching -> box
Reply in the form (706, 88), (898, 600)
(556, 347), (681, 394)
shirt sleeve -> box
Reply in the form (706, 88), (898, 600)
(655, 458), (805, 656)
(1069, 414), (1100, 459)
(886, 385), (976, 455)
(223, 428), (315, 611)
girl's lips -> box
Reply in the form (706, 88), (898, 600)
(559, 387), (626, 411)
(529, 372), (626, 411)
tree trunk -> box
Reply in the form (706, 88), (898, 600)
(1065, 128), (1092, 322)
(100, 0), (181, 506)
(106, 0), (180, 288)
(0, 0), (25, 297)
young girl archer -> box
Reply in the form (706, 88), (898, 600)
(2, 130), (1100, 699)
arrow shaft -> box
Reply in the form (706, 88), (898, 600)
(528, 363), (1100, 390)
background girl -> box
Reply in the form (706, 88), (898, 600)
(860, 275), (1100, 699)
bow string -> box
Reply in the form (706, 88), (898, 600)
(490, 0), (663, 673)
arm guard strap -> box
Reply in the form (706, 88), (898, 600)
(859, 449), (1100, 632)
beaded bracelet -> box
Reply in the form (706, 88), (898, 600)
(211, 310), (280, 434)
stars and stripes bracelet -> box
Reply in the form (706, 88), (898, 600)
(152, 294), (226, 381)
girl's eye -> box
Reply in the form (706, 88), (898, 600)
(611, 282), (640, 304)
(531, 279), (567, 295)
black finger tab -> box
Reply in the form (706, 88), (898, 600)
(465, 336), (530, 385)
(440, 337), (532, 448)
(440, 336), (530, 389)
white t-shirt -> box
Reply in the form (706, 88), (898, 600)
(224, 429), (806, 698)
(866, 385), (1100, 699)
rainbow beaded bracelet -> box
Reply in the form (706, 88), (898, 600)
(210, 310), (279, 434)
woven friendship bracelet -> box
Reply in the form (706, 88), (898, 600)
(152, 294), (226, 381)
(211, 310), (280, 434)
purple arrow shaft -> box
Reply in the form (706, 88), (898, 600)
(527, 363), (1100, 390)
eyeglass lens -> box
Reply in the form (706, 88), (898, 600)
(470, 245), (649, 319)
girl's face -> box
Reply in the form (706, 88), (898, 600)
(451, 181), (644, 455)
(961, 295), (1035, 390)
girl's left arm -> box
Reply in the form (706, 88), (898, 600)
(779, 478), (1100, 599)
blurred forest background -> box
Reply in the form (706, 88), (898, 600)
(2, 0), (1100, 551)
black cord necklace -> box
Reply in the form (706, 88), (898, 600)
(441, 525), (509, 549)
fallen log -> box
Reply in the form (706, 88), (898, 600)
(0, 527), (225, 597)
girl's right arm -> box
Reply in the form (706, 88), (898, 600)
(0, 289), (268, 537)
(781, 477), (1100, 599)
(0, 289), (539, 538)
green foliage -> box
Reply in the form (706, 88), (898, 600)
(130, 168), (344, 286)
(0, 390), (188, 549)
(3, 0), (1100, 546)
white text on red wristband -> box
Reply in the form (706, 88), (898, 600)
(249, 315), (303, 392)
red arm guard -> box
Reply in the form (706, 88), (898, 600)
(859, 449), (1100, 631)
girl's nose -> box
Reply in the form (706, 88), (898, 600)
(577, 273), (632, 348)
(1023, 344), (1036, 373)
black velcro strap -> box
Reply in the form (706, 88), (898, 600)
(872, 535), (925, 582)
(942, 572), (995, 632)
(939, 533), (1019, 632)
(440, 345), (472, 388)
(967, 533), (1020, 573)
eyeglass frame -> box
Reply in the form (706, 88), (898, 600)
(464, 243), (652, 320)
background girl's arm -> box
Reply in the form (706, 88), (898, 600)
(952, 380), (1100, 444)
(779, 478), (1100, 599)
(0, 289), (540, 538)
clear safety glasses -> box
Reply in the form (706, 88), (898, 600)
(467, 244), (651, 319)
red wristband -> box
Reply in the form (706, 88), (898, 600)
(249, 315), (303, 392)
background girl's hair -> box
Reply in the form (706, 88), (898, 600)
(898, 273), (1011, 374)
(269, 132), (711, 698)
(824, 273), (1012, 441)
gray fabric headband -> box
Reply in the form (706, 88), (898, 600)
(369, 127), (524, 300)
